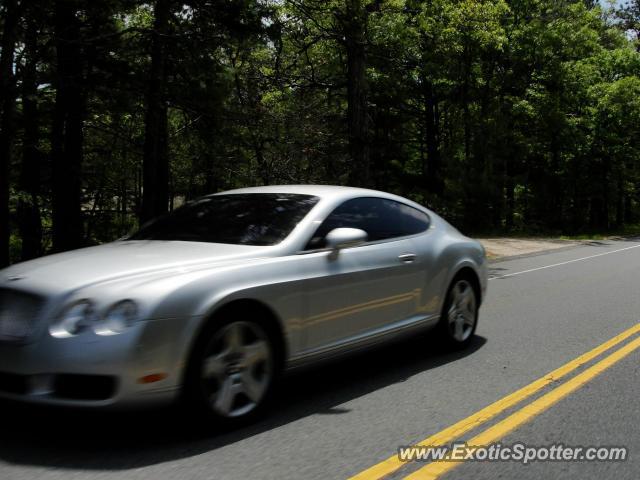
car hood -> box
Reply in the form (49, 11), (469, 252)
(0, 241), (275, 294)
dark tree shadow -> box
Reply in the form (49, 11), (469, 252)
(0, 333), (486, 471)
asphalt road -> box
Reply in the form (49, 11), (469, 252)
(1, 238), (639, 480)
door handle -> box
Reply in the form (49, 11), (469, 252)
(398, 253), (417, 264)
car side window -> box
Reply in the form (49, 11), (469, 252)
(306, 197), (430, 249)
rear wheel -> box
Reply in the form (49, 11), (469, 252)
(437, 277), (478, 348)
(184, 317), (278, 426)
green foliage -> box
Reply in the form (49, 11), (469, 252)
(3, 0), (640, 263)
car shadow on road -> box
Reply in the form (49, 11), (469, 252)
(0, 333), (486, 471)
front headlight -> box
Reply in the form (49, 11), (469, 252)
(95, 300), (139, 335)
(50, 300), (95, 338)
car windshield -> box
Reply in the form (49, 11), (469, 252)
(129, 193), (319, 246)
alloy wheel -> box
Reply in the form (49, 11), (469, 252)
(200, 321), (274, 418)
(447, 279), (477, 343)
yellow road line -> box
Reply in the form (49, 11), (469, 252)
(348, 322), (640, 480)
(405, 334), (640, 479)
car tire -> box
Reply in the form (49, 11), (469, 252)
(436, 275), (479, 349)
(182, 313), (280, 428)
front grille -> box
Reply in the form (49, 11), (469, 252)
(0, 288), (46, 343)
(54, 374), (117, 401)
(0, 372), (116, 401)
(0, 371), (28, 395)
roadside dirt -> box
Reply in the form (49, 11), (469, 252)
(477, 238), (580, 260)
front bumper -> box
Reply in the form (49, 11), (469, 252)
(0, 316), (197, 409)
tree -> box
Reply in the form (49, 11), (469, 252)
(50, 0), (86, 252)
(343, 0), (372, 186)
(141, 0), (171, 224)
(2, 0), (640, 265)
(16, 1), (44, 260)
(618, 0), (640, 51)
(0, 0), (20, 266)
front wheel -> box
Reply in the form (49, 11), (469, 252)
(184, 318), (277, 426)
(437, 277), (478, 349)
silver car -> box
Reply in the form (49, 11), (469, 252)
(0, 186), (487, 424)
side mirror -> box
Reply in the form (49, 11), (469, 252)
(324, 228), (368, 251)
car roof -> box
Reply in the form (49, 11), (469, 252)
(211, 185), (428, 211)
(213, 184), (376, 197)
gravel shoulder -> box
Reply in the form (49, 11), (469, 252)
(477, 238), (581, 260)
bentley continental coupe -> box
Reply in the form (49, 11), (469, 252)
(0, 186), (487, 425)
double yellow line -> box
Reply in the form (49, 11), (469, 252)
(349, 322), (640, 480)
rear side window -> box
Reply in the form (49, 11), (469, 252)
(307, 197), (430, 249)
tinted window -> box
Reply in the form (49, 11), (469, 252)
(130, 193), (319, 246)
(306, 197), (430, 249)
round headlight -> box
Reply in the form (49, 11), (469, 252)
(95, 300), (139, 335)
(50, 300), (95, 338)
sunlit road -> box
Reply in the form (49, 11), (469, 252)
(1, 239), (639, 480)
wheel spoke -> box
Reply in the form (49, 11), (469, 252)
(225, 323), (243, 352)
(462, 308), (475, 326)
(454, 316), (465, 340)
(213, 376), (237, 415)
(243, 340), (269, 366)
(460, 291), (471, 309)
(453, 284), (463, 303)
(448, 303), (457, 322)
(241, 370), (267, 403)
(203, 353), (226, 380)
(462, 291), (476, 325)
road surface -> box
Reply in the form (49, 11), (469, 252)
(1, 238), (639, 480)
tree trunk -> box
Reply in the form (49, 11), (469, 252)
(461, 42), (476, 230)
(505, 174), (515, 230)
(141, 0), (170, 224)
(204, 153), (218, 195)
(0, 0), (19, 266)
(17, 8), (43, 260)
(422, 77), (442, 194)
(548, 131), (564, 230)
(51, 0), (85, 252)
(462, 45), (472, 171)
(344, 0), (370, 187)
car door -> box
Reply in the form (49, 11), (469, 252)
(296, 197), (431, 356)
